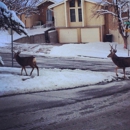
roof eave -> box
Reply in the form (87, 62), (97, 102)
(48, 1), (64, 9)
(37, 0), (55, 7)
(49, 0), (102, 9)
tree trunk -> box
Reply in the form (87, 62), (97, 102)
(123, 36), (128, 49)
(118, 26), (128, 49)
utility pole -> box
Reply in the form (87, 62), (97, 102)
(10, 14), (13, 67)
(11, 26), (13, 67)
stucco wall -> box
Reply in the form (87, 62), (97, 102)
(53, 1), (104, 28)
(51, 0), (104, 43)
(54, 4), (66, 27)
(85, 2), (105, 26)
(66, 1), (82, 27)
(109, 29), (124, 44)
(21, 14), (39, 28)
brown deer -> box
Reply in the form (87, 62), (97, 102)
(13, 51), (39, 76)
(107, 44), (130, 78)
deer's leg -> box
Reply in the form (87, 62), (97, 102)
(21, 67), (24, 75)
(23, 67), (28, 76)
(123, 68), (126, 79)
(30, 67), (34, 76)
(35, 65), (39, 76)
(115, 66), (119, 76)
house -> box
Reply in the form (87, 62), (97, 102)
(49, 0), (105, 43)
(37, 0), (55, 26)
(105, 10), (128, 44)
(19, 14), (39, 28)
(101, 0), (129, 45)
(19, 0), (55, 28)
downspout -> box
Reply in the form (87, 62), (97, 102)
(81, 0), (85, 27)
(64, 1), (68, 27)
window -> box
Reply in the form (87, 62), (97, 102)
(46, 9), (52, 21)
(78, 8), (82, 22)
(69, 0), (75, 7)
(70, 9), (76, 22)
(78, 0), (81, 7)
(69, 0), (82, 22)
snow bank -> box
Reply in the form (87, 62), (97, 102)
(0, 67), (118, 96)
(50, 42), (128, 58)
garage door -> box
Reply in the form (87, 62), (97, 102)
(59, 29), (78, 43)
(81, 28), (100, 42)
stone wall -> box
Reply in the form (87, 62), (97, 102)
(48, 30), (58, 43)
(14, 30), (58, 44)
(14, 33), (46, 43)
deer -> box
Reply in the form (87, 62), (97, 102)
(107, 44), (130, 78)
(13, 51), (39, 76)
(0, 56), (4, 66)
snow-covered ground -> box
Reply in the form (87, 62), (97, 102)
(0, 67), (121, 96)
(0, 28), (50, 47)
(0, 29), (129, 97)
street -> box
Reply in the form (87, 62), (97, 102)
(0, 80), (130, 130)
(0, 52), (130, 130)
(0, 52), (115, 71)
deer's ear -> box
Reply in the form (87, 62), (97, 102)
(114, 50), (117, 53)
(17, 51), (21, 54)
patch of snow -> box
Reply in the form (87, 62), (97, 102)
(0, 67), (120, 96)
(0, 28), (129, 97)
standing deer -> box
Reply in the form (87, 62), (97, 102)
(107, 44), (130, 78)
(0, 56), (4, 66)
(13, 51), (39, 76)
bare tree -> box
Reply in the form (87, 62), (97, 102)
(0, 1), (27, 35)
(1, 0), (40, 16)
(94, 0), (130, 48)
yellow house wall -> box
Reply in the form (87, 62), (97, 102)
(67, 0), (82, 27)
(21, 14), (39, 28)
(109, 29), (124, 44)
(84, 2), (105, 26)
(53, 1), (104, 28)
(54, 4), (66, 27)
(52, 0), (105, 43)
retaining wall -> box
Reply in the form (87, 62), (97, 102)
(14, 28), (58, 44)
(14, 33), (45, 43)
(48, 30), (58, 43)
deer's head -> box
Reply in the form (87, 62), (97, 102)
(13, 51), (21, 59)
(107, 44), (117, 58)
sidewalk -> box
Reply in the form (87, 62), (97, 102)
(0, 42), (112, 63)
(0, 42), (62, 56)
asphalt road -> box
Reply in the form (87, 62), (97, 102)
(0, 80), (130, 130)
(1, 52), (130, 130)
(0, 52), (115, 71)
